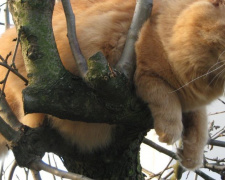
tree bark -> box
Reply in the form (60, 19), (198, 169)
(8, 0), (154, 179)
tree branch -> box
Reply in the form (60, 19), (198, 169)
(208, 139), (225, 147)
(116, 0), (153, 79)
(0, 116), (19, 142)
(8, 161), (17, 180)
(31, 170), (41, 180)
(0, 90), (22, 128)
(143, 138), (178, 159)
(9, 0), (152, 126)
(61, 0), (88, 78)
(30, 159), (93, 180)
(195, 170), (215, 180)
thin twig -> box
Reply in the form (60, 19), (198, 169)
(4, 160), (15, 175)
(142, 168), (155, 178)
(30, 159), (93, 180)
(163, 170), (174, 179)
(0, 30), (28, 96)
(47, 154), (56, 180)
(158, 158), (173, 179)
(0, 3), (6, 7)
(23, 168), (29, 180)
(61, 0), (88, 78)
(116, 0), (153, 79)
(52, 154), (63, 180)
(0, 158), (4, 180)
(31, 170), (41, 180)
(218, 98), (225, 105)
(0, 60), (28, 85)
(8, 161), (17, 180)
(211, 127), (225, 139)
(209, 111), (225, 116)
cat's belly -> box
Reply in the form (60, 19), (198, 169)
(51, 117), (114, 152)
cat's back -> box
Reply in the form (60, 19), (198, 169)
(53, 0), (136, 74)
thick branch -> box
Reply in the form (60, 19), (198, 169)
(9, 0), (66, 85)
(23, 53), (152, 126)
(9, 0), (153, 126)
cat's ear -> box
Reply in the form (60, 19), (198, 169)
(209, 0), (224, 7)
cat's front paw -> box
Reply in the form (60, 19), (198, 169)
(154, 118), (183, 144)
(177, 148), (203, 170)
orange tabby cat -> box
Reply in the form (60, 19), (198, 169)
(135, 0), (225, 169)
(0, 0), (224, 170)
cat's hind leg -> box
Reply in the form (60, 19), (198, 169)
(178, 107), (208, 169)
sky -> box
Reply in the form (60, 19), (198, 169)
(0, 1), (225, 179)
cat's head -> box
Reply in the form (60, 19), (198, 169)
(168, 0), (225, 76)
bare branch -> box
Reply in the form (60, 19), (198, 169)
(8, 161), (17, 180)
(0, 60), (28, 85)
(0, 3), (6, 7)
(209, 111), (225, 116)
(195, 170), (216, 180)
(208, 139), (225, 147)
(143, 138), (178, 159)
(0, 90), (22, 128)
(4, 2), (10, 30)
(31, 170), (41, 180)
(158, 158), (173, 179)
(61, 0), (88, 78)
(30, 159), (93, 180)
(116, 0), (153, 79)
(47, 154), (56, 180)
(162, 170), (174, 179)
(0, 30), (28, 95)
(205, 163), (225, 172)
(0, 116), (19, 142)
(218, 98), (225, 105)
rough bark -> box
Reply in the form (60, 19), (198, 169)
(8, 0), (154, 179)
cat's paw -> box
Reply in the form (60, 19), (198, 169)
(154, 119), (183, 144)
(177, 148), (203, 170)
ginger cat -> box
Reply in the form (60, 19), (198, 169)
(135, 0), (225, 169)
(0, 0), (224, 170)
